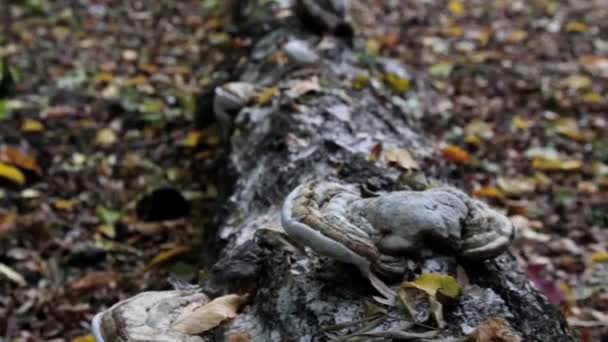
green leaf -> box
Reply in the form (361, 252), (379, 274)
(96, 207), (121, 225)
(0, 100), (6, 121)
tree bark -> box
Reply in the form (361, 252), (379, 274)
(94, 2), (577, 341)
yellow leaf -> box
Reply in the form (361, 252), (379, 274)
(351, 74), (370, 89)
(0, 162), (26, 185)
(511, 116), (531, 130)
(532, 157), (582, 171)
(401, 273), (460, 299)
(591, 251), (608, 263)
(441, 145), (471, 164)
(448, 0), (465, 15)
(95, 128), (117, 146)
(366, 39), (381, 55)
(94, 72), (113, 84)
(442, 26), (464, 37)
(254, 87), (278, 106)
(180, 131), (201, 148)
(497, 177), (536, 195)
(21, 119), (45, 132)
(582, 92), (602, 104)
(472, 186), (504, 199)
(147, 245), (190, 269)
(70, 334), (96, 342)
(380, 73), (410, 93)
(384, 148), (419, 170)
(126, 74), (148, 86)
(554, 118), (593, 142)
(505, 30), (527, 44)
(565, 21), (587, 33)
(561, 75), (592, 90)
(55, 199), (74, 211)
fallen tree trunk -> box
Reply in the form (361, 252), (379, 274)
(93, 2), (577, 341)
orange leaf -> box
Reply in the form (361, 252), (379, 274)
(0, 145), (39, 172)
(146, 245), (190, 269)
(441, 145), (471, 164)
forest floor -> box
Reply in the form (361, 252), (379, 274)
(0, 0), (606, 341)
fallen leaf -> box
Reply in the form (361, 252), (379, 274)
(497, 177), (536, 195)
(95, 128), (117, 146)
(384, 148), (419, 170)
(472, 186), (504, 199)
(254, 87), (278, 106)
(70, 271), (118, 291)
(505, 30), (527, 44)
(351, 74), (370, 89)
(0, 162), (26, 185)
(470, 317), (521, 342)
(147, 245), (190, 269)
(94, 72), (113, 84)
(582, 92), (603, 104)
(21, 119), (44, 132)
(532, 157), (582, 171)
(441, 145), (471, 164)
(54, 199), (74, 211)
(448, 0), (464, 15)
(286, 77), (320, 98)
(511, 116), (531, 130)
(369, 143), (383, 162)
(591, 252), (608, 263)
(70, 334), (96, 342)
(96, 207), (121, 225)
(401, 273), (460, 300)
(0, 262), (27, 286)
(180, 131), (201, 148)
(561, 75), (592, 90)
(565, 21), (587, 33)
(0, 145), (39, 171)
(171, 294), (248, 334)
(0, 100), (6, 120)
(429, 62), (454, 77)
(554, 118), (593, 142)
(380, 72), (410, 93)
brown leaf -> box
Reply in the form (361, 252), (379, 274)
(171, 294), (249, 334)
(0, 145), (39, 172)
(70, 271), (118, 291)
(470, 317), (521, 342)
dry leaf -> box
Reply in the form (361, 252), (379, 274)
(146, 245), (190, 269)
(384, 148), (419, 170)
(380, 72), (410, 92)
(532, 157), (582, 171)
(470, 317), (521, 342)
(472, 186), (504, 199)
(0, 162), (26, 185)
(254, 87), (279, 106)
(0, 145), (39, 171)
(441, 145), (471, 164)
(448, 0), (464, 15)
(70, 271), (118, 291)
(70, 334), (96, 342)
(505, 30), (527, 44)
(0, 262), (27, 286)
(21, 119), (45, 132)
(180, 131), (201, 148)
(171, 294), (248, 334)
(565, 21), (587, 33)
(55, 199), (74, 211)
(401, 273), (460, 300)
(591, 252), (608, 263)
(96, 128), (117, 146)
(286, 77), (320, 98)
(369, 143), (383, 162)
